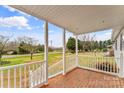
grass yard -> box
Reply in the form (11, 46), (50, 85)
(0, 53), (66, 67)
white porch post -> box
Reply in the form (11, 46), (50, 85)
(44, 21), (48, 84)
(119, 52), (124, 78)
(63, 29), (66, 75)
(75, 35), (78, 67)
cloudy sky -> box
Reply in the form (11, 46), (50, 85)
(0, 5), (112, 47)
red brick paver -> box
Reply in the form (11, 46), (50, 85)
(41, 68), (124, 88)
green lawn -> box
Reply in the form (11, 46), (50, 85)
(1, 53), (65, 67)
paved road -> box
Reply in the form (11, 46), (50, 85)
(2, 52), (62, 58)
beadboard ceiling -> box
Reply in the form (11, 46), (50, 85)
(11, 5), (124, 35)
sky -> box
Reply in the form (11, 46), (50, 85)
(0, 5), (112, 47)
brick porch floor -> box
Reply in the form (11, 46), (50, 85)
(41, 68), (124, 88)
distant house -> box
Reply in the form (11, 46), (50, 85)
(105, 45), (114, 57)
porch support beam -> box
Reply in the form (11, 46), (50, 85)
(63, 29), (66, 75)
(75, 35), (78, 67)
(44, 21), (48, 84)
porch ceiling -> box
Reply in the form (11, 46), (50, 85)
(11, 5), (124, 34)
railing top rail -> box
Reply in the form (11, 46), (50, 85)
(78, 55), (120, 59)
(66, 55), (75, 58)
(0, 60), (45, 70)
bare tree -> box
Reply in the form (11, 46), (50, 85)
(18, 36), (38, 60)
(79, 33), (96, 52)
(0, 35), (10, 64)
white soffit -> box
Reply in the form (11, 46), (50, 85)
(11, 5), (124, 35)
(112, 26), (124, 41)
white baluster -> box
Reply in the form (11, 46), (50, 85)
(89, 57), (90, 68)
(101, 57), (102, 71)
(94, 57), (96, 69)
(28, 65), (30, 73)
(37, 64), (40, 84)
(14, 67), (16, 88)
(28, 65), (30, 87)
(36, 64), (38, 85)
(33, 64), (35, 86)
(24, 65), (27, 88)
(41, 64), (44, 82)
(8, 69), (10, 88)
(103, 57), (105, 71)
(117, 58), (119, 73)
(98, 57), (99, 69)
(112, 58), (114, 73)
(96, 57), (98, 69)
(90, 57), (92, 68)
(33, 64), (35, 71)
(106, 58), (108, 72)
(39, 63), (42, 83)
(97, 58), (99, 70)
(115, 61), (116, 73)
(41, 64), (43, 83)
(1, 70), (3, 88)
(110, 58), (112, 72)
(19, 67), (22, 88)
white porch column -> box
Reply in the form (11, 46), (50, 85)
(119, 52), (124, 78)
(44, 21), (48, 84)
(63, 29), (66, 75)
(75, 35), (78, 67)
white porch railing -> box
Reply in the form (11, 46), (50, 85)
(48, 55), (77, 78)
(0, 61), (45, 88)
(0, 55), (77, 88)
(0, 54), (121, 88)
(48, 60), (63, 78)
(66, 55), (76, 72)
(78, 55), (120, 75)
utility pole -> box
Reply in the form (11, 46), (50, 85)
(50, 40), (52, 48)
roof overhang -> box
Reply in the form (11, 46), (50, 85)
(11, 5), (124, 35)
(112, 26), (124, 41)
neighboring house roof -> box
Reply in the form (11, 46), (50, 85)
(107, 45), (113, 48)
(11, 6), (124, 35)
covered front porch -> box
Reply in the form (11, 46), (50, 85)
(1, 5), (124, 88)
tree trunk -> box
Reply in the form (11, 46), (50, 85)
(0, 53), (2, 65)
(30, 53), (33, 60)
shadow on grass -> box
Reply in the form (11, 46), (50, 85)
(0, 61), (11, 65)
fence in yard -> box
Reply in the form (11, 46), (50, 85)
(0, 61), (45, 88)
(78, 55), (120, 75)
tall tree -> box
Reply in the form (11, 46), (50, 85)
(18, 36), (38, 60)
(66, 37), (81, 53)
(79, 33), (96, 52)
(0, 35), (10, 64)
(99, 41), (103, 51)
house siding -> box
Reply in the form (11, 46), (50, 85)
(113, 28), (124, 68)
(113, 34), (121, 68)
